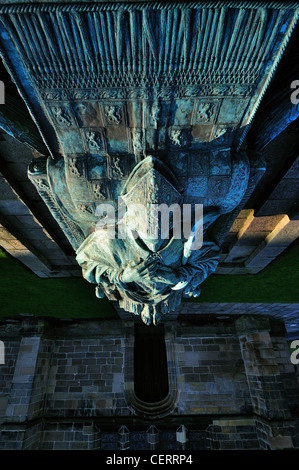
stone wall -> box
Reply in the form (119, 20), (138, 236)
(46, 336), (127, 418)
(175, 327), (251, 415)
(206, 418), (260, 450)
(0, 315), (298, 450)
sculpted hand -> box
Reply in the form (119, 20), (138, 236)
(154, 265), (182, 286)
(120, 257), (158, 283)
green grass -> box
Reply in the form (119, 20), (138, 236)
(0, 249), (117, 319)
(187, 243), (299, 304)
(0, 242), (298, 320)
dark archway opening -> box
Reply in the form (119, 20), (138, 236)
(134, 323), (169, 403)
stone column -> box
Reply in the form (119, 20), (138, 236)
(0, 319), (53, 449)
(235, 315), (291, 420)
(235, 316), (299, 450)
(6, 336), (47, 423)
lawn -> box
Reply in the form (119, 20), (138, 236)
(0, 242), (298, 320)
(0, 248), (117, 319)
(186, 242), (299, 304)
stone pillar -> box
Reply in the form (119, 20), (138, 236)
(93, 425), (102, 450)
(5, 332), (52, 415)
(147, 425), (159, 450)
(244, 215), (299, 273)
(0, 319), (53, 449)
(217, 209), (254, 270)
(0, 340), (46, 449)
(235, 316), (291, 420)
(118, 425), (130, 450)
(218, 212), (293, 274)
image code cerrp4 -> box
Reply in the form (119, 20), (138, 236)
(106, 455), (193, 466)
(150, 455), (193, 465)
